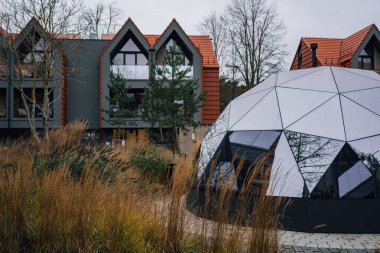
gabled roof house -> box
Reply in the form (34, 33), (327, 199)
(0, 17), (220, 143)
(291, 24), (380, 73)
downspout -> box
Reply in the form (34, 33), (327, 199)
(7, 51), (11, 129)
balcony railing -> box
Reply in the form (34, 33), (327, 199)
(110, 65), (149, 80)
(0, 64), (7, 78)
(156, 65), (193, 79)
(14, 64), (53, 79)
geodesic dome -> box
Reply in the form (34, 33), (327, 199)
(197, 66), (380, 199)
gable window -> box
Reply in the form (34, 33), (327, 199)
(156, 38), (192, 66)
(358, 50), (374, 70)
(15, 35), (54, 79)
(111, 39), (148, 66)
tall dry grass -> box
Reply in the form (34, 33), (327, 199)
(0, 121), (283, 252)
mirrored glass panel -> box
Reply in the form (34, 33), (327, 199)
(197, 105), (230, 178)
(267, 133), (305, 198)
(285, 131), (345, 193)
(310, 144), (359, 198)
(338, 161), (372, 198)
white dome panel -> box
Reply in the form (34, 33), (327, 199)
(286, 95), (346, 141)
(332, 67), (380, 92)
(230, 89), (282, 131)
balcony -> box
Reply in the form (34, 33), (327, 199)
(156, 65), (193, 79)
(110, 65), (149, 80)
(14, 64), (53, 79)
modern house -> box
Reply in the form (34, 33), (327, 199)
(0, 17), (220, 144)
(291, 24), (380, 73)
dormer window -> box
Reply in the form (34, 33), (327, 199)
(111, 39), (148, 66)
(156, 37), (193, 66)
(358, 49), (374, 70)
(165, 39), (190, 66)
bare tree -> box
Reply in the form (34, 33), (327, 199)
(198, 12), (227, 75)
(0, 0), (84, 139)
(222, 0), (286, 87)
(82, 0), (122, 39)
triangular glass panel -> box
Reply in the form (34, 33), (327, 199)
(349, 135), (380, 172)
(341, 95), (380, 141)
(310, 143), (360, 198)
(277, 67), (337, 93)
(277, 87), (335, 128)
(235, 75), (276, 99)
(228, 88), (272, 128)
(267, 133), (305, 198)
(286, 95), (346, 141)
(197, 105), (230, 178)
(284, 131), (345, 193)
(331, 67), (380, 92)
(342, 88), (380, 116)
(230, 89), (282, 131)
(338, 161), (372, 198)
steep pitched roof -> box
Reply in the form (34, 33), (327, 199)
(101, 20), (218, 68)
(340, 24), (374, 61)
(295, 24), (379, 67)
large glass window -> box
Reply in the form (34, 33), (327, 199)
(15, 37), (54, 79)
(110, 88), (145, 118)
(0, 88), (6, 118)
(111, 39), (148, 66)
(13, 88), (53, 118)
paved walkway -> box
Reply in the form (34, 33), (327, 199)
(155, 198), (380, 252)
(279, 231), (380, 252)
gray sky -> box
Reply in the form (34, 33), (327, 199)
(87, 0), (380, 68)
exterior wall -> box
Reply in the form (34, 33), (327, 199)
(374, 46), (380, 73)
(201, 67), (219, 124)
(63, 39), (108, 129)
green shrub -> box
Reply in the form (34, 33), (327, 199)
(129, 145), (173, 184)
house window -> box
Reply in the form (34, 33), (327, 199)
(0, 88), (6, 118)
(13, 88), (53, 118)
(109, 88), (145, 118)
(111, 39), (148, 66)
(156, 38), (192, 66)
(15, 37), (54, 79)
(0, 46), (7, 78)
(358, 50), (374, 70)
(127, 88), (145, 116)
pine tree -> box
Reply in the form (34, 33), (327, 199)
(103, 72), (135, 139)
(141, 43), (205, 153)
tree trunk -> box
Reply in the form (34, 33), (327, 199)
(159, 127), (164, 143)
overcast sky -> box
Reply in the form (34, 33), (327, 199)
(87, 0), (380, 68)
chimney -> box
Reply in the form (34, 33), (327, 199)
(310, 43), (318, 67)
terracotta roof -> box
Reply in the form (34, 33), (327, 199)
(298, 24), (378, 67)
(302, 37), (342, 66)
(341, 24), (374, 61)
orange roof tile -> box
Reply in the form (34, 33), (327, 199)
(341, 24), (374, 61)
(302, 37), (342, 66)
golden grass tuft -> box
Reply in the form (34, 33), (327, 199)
(0, 121), (283, 252)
